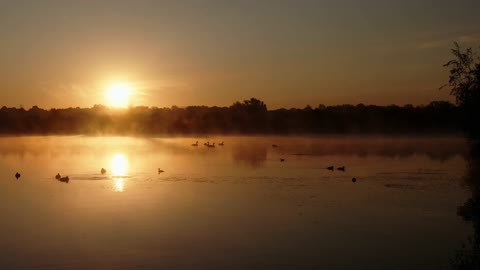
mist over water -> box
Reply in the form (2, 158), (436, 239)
(0, 135), (472, 269)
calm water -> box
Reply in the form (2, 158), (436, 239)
(0, 136), (475, 270)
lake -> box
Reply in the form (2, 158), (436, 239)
(0, 135), (476, 270)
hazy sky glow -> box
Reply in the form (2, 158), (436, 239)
(1, 0), (479, 109)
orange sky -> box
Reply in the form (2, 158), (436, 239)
(1, 0), (479, 109)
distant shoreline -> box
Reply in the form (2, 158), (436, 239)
(0, 99), (464, 135)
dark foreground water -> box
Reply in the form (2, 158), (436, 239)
(0, 136), (476, 270)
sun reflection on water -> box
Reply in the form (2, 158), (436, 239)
(113, 178), (124, 192)
(110, 153), (129, 192)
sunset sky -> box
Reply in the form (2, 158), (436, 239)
(1, 0), (479, 109)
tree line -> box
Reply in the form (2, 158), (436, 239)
(0, 99), (462, 135)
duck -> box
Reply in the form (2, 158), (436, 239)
(192, 141), (199, 146)
(158, 168), (165, 174)
(59, 176), (69, 183)
(207, 143), (215, 148)
(337, 166), (345, 172)
(326, 166), (334, 171)
(15, 172), (21, 179)
(219, 141), (224, 146)
(101, 168), (107, 175)
(280, 158), (285, 162)
(55, 173), (61, 180)
(204, 141), (210, 147)
(352, 177), (357, 183)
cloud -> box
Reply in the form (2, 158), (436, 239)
(417, 40), (449, 50)
(41, 83), (97, 107)
(37, 77), (190, 108)
(416, 33), (480, 50)
(458, 35), (479, 43)
(122, 79), (191, 107)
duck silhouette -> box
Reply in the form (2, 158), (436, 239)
(207, 143), (215, 148)
(15, 172), (21, 179)
(158, 168), (165, 174)
(337, 166), (345, 172)
(55, 173), (61, 180)
(192, 141), (198, 146)
(219, 141), (224, 146)
(59, 176), (69, 183)
(326, 166), (334, 171)
(101, 168), (107, 175)
(280, 158), (285, 162)
(352, 177), (357, 183)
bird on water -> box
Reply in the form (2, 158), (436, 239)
(101, 168), (107, 175)
(59, 176), (69, 183)
(15, 172), (21, 179)
(55, 173), (61, 180)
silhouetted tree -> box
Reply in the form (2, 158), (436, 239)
(229, 98), (268, 133)
(442, 42), (480, 138)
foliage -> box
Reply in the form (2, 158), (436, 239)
(442, 42), (480, 138)
(0, 99), (461, 135)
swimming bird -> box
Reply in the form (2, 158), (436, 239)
(101, 168), (107, 175)
(337, 166), (345, 172)
(326, 166), (334, 171)
(192, 141), (198, 146)
(207, 143), (215, 148)
(219, 141), (224, 146)
(15, 172), (21, 179)
(352, 178), (357, 183)
(204, 141), (210, 147)
(280, 158), (285, 162)
(55, 173), (61, 180)
(59, 176), (69, 183)
(158, 168), (164, 173)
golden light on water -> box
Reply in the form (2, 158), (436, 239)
(110, 153), (129, 192)
(113, 178), (124, 192)
(105, 82), (132, 108)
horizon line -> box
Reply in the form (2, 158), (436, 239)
(1, 100), (457, 111)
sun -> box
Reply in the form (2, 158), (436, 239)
(105, 82), (132, 108)
(110, 153), (128, 177)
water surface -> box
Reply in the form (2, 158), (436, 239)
(0, 136), (474, 270)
